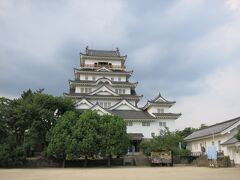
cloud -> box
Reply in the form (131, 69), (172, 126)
(174, 61), (240, 129)
(0, 0), (240, 129)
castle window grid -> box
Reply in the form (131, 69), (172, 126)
(142, 122), (150, 126)
(127, 122), (133, 126)
(159, 122), (166, 127)
(157, 108), (164, 113)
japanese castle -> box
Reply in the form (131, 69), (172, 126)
(64, 47), (181, 150)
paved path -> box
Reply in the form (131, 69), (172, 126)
(0, 167), (240, 180)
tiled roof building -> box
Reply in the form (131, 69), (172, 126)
(64, 47), (181, 152)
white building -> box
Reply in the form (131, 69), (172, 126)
(184, 117), (240, 164)
(64, 47), (181, 152)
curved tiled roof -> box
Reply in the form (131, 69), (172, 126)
(74, 68), (133, 75)
(184, 117), (240, 141)
(69, 79), (137, 87)
(64, 93), (142, 100)
(110, 110), (154, 119)
(86, 49), (120, 57)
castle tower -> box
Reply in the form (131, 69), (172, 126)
(64, 47), (181, 146)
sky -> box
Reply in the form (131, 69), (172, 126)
(0, 0), (240, 129)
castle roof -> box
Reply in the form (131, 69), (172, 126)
(80, 47), (126, 58)
(143, 92), (176, 110)
(110, 110), (154, 120)
(86, 49), (120, 57)
(64, 93), (142, 101)
(69, 79), (138, 87)
(152, 113), (182, 119)
(74, 68), (133, 75)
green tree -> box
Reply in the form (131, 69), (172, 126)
(0, 97), (26, 166)
(16, 90), (75, 154)
(140, 128), (190, 157)
(0, 89), (75, 166)
(0, 97), (12, 143)
(199, 123), (208, 130)
(70, 110), (100, 167)
(99, 115), (129, 167)
(46, 111), (78, 167)
(176, 127), (196, 138)
(175, 127), (196, 149)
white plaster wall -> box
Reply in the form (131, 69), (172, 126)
(127, 121), (157, 139)
(114, 104), (135, 110)
(76, 84), (131, 95)
(79, 74), (126, 82)
(105, 84), (130, 95)
(186, 129), (240, 164)
(89, 99), (120, 106)
(75, 84), (110, 93)
(96, 91), (113, 95)
(156, 119), (175, 131)
(75, 86), (93, 93)
(129, 100), (136, 106)
(75, 86), (81, 93)
(76, 103), (92, 109)
(127, 119), (176, 139)
(187, 135), (229, 153)
(227, 147), (240, 164)
(147, 106), (169, 115)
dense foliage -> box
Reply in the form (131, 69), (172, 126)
(46, 111), (78, 167)
(140, 128), (191, 157)
(47, 110), (129, 167)
(98, 114), (129, 166)
(0, 89), (75, 166)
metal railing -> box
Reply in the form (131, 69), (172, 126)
(81, 64), (125, 70)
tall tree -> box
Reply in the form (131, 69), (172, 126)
(0, 89), (75, 166)
(70, 110), (100, 167)
(46, 111), (78, 167)
(99, 115), (129, 167)
(0, 97), (26, 166)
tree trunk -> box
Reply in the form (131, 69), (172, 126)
(62, 159), (66, 168)
(84, 156), (88, 167)
(107, 155), (111, 167)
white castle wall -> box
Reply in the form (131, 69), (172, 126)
(127, 119), (175, 139)
(147, 106), (169, 115)
(79, 74), (126, 82)
(75, 84), (131, 95)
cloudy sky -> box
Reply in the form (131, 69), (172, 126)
(1, 0), (240, 129)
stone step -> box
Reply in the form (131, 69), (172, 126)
(135, 155), (151, 166)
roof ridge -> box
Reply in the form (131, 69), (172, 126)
(192, 116), (240, 133)
(83, 47), (121, 57)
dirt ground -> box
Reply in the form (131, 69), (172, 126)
(0, 166), (240, 180)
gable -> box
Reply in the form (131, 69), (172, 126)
(90, 85), (119, 96)
(96, 67), (112, 72)
(76, 98), (93, 109)
(155, 97), (167, 102)
(96, 78), (112, 85)
(91, 104), (111, 115)
(109, 99), (140, 111)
